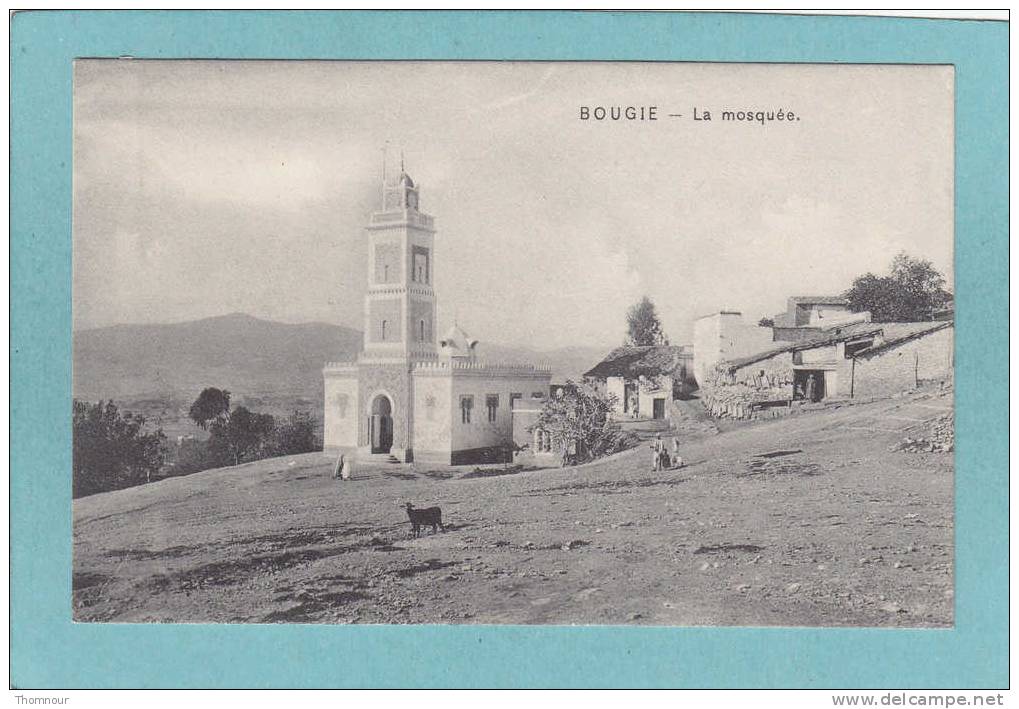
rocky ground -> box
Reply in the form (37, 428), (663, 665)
(73, 387), (953, 627)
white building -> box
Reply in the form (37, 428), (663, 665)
(692, 311), (776, 385)
(583, 345), (695, 420)
(323, 166), (551, 465)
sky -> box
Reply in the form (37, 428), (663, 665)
(73, 61), (953, 349)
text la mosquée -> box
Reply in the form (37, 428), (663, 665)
(578, 106), (800, 124)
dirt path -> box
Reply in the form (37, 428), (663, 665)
(73, 390), (953, 626)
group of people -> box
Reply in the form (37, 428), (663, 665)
(650, 434), (683, 472)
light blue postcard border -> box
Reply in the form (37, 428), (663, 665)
(10, 11), (1008, 688)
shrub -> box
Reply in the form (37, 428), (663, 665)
(533, 380), (635, 466)
(72, 400), (165, 497)
(270, 410), (321, 456)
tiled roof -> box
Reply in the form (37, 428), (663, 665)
(852, 321), (953, 358)
(584, 345), (691, 379)
(720, 323), (885, 371)
(720, 320), (953, 371)
(789, 296), (851, 306)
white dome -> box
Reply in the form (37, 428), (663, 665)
(439, 324), (478, 357)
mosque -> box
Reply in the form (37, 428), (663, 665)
(323, 165), (552, 464)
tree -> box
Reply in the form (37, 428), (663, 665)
(188, 387), (231, 430)
(845, 252), (952, 322)
(533, 381), (636, 465)
(73, 400), (166, 497)
(758, 317), (775, 328)
(271, 411), (320, 456)
(626, 296), (669, 346)
(208, 405), (277, 465)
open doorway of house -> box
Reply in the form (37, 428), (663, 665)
(623, 382), (636, 415)
(794, 370), (826, 402)
(652, 397), (666, 419)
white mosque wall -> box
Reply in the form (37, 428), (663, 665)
(323, 366), (360, 451)
(448, 373), (552, 454)
(410, 374), (453, 457)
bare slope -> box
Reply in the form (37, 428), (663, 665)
(73, 389), (953, 627)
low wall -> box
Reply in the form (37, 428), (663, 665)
(699, 351), (795, 421)
(853, 326), (954, 399)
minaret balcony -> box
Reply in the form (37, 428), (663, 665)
(370, 209), (434, 230)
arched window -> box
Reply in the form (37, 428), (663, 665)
(419, 319), (426, 342)
(381, 319), (388, 341)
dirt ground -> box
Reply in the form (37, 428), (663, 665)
(73, 388), (953, 627)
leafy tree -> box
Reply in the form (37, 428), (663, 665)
(72, 400), (166, 497)
(758, 317), (775, 328)
(271, 411), (320, 456)
(845, 252), (952, 322)
(188, 387), (231, 430)
(532, 381), (636, 466)
(165, 437), (222, 478)
(626, 296), (669, 346)
(208, 405), (277, 465)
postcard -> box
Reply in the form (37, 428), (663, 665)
(10, 11), (1008, 690)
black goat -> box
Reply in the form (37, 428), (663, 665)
(404, 502), (445, 537)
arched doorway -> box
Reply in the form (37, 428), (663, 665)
(369, 394), (393, 454)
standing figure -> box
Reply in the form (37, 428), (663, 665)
(651, 434), (663, 472)
(333, 452), (352, 481)
(805, 373), (818, 403)
(672, 437), (683, 469)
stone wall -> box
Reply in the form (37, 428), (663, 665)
(700, 351), (795, 420)
(852, 326), (954, 399)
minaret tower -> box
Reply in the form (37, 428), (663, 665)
(361, 158), (438, 362)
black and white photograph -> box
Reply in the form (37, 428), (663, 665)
(72, 60), (955, 627)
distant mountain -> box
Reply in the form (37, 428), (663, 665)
(73, 313), (362, 401)
(72, 314), (609, 403)
(477, 342), (607, 382)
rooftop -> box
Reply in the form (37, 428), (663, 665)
(720, 322), (886, 372)
(720, 320), (953, 372)
(852, 321), (953, 358)
(584, 345), (692, 379)
(789, 296), (851, 306)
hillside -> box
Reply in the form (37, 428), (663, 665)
(73, 313), (363, 400)
(72, 389), (954, 626)
(73, 313), (608, 403)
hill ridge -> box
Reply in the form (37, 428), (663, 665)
(73, 314), (607, 401)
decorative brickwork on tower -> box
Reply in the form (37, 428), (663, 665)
(324, 160), (551, 464)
